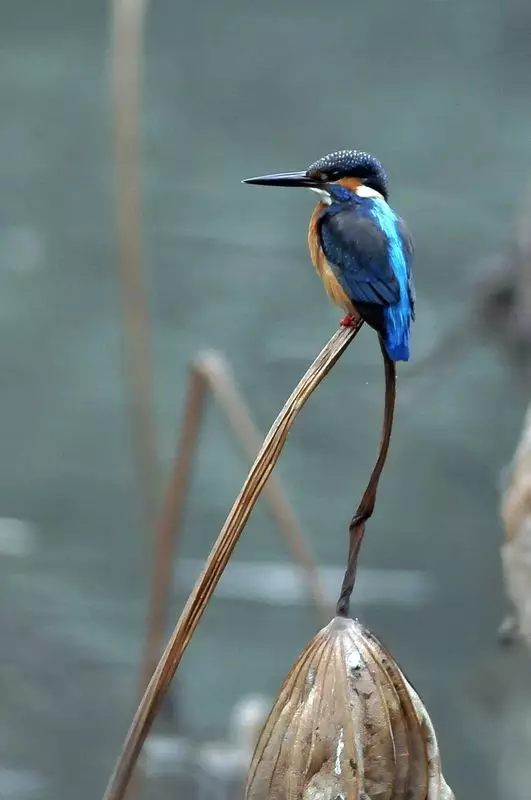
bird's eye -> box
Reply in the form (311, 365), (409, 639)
(308, 169), (328, 182)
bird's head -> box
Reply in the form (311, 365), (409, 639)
(243, 149), (388, 204)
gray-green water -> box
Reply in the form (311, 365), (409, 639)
(1, 1), (531, 798)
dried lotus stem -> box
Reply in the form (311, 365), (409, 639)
(337, 339), (396, 616)
(102, 319), (363, 800)
(247, 616), (454, 800)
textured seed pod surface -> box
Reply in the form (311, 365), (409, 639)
(247, 617), (454, 800)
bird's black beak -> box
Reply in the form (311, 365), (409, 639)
(242, 171), (320, 188)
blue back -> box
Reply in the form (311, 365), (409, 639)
(318, 189), (414, 362)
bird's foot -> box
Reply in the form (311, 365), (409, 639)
(340, 313), (358, 328)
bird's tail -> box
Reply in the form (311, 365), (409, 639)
(384, 339), (410, 362)
(383, 305), (411, 362)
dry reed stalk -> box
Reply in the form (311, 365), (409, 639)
(137, 366), (207, 718)
(112, 0), (157, 540)
(113, 0), (161, 696)
(102, 319), (363, 800)
(112, 2), (160, 796)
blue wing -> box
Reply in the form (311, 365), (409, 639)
(318, 200), (414, 315)
(397, 218), (416, 320)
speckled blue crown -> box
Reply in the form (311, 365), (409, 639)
(307, 149), (388, 198)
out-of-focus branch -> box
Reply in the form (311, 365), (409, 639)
(136, 349), (333, 734)
(102, 320), (363, 800)
(475, 175), (531, 377)
(112, 0), (157, 538)
(111, 0), (162, 794)
(500, 403), (531, 651)
(393, 173), (531, 389)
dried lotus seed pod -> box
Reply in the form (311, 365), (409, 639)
(247, 617), (454, 800)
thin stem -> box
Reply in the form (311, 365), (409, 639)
(112, 0), (157, 538)
(139, 366), (208, 723)
(102, 320), (363, 800)
(112, 2), (156, 796)
(336, 337), (396, 617)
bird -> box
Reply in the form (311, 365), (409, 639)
(243, 149), (415, 362)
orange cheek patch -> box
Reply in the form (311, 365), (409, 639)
(335, 177), (363, 192)
(336, 176), (383, 200)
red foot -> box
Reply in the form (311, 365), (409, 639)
(340, 313), (358, 328)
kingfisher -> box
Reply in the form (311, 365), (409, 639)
(243, 150), (415, 362)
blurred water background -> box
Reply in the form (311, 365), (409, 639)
(1, 1), (531, 798)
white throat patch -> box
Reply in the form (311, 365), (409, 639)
(309, 187), (332, 205)
(355, 184), (383, 199)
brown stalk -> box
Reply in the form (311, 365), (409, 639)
(336, 338), (396, 617)
(135, 366), (207, 725)
(112, 0), (157, 541)
(101, 319), (363, 800)
(137, 351), (332, 729)
(112, 0), (161, 794)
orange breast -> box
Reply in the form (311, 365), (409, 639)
(308, 204), (354, 312)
